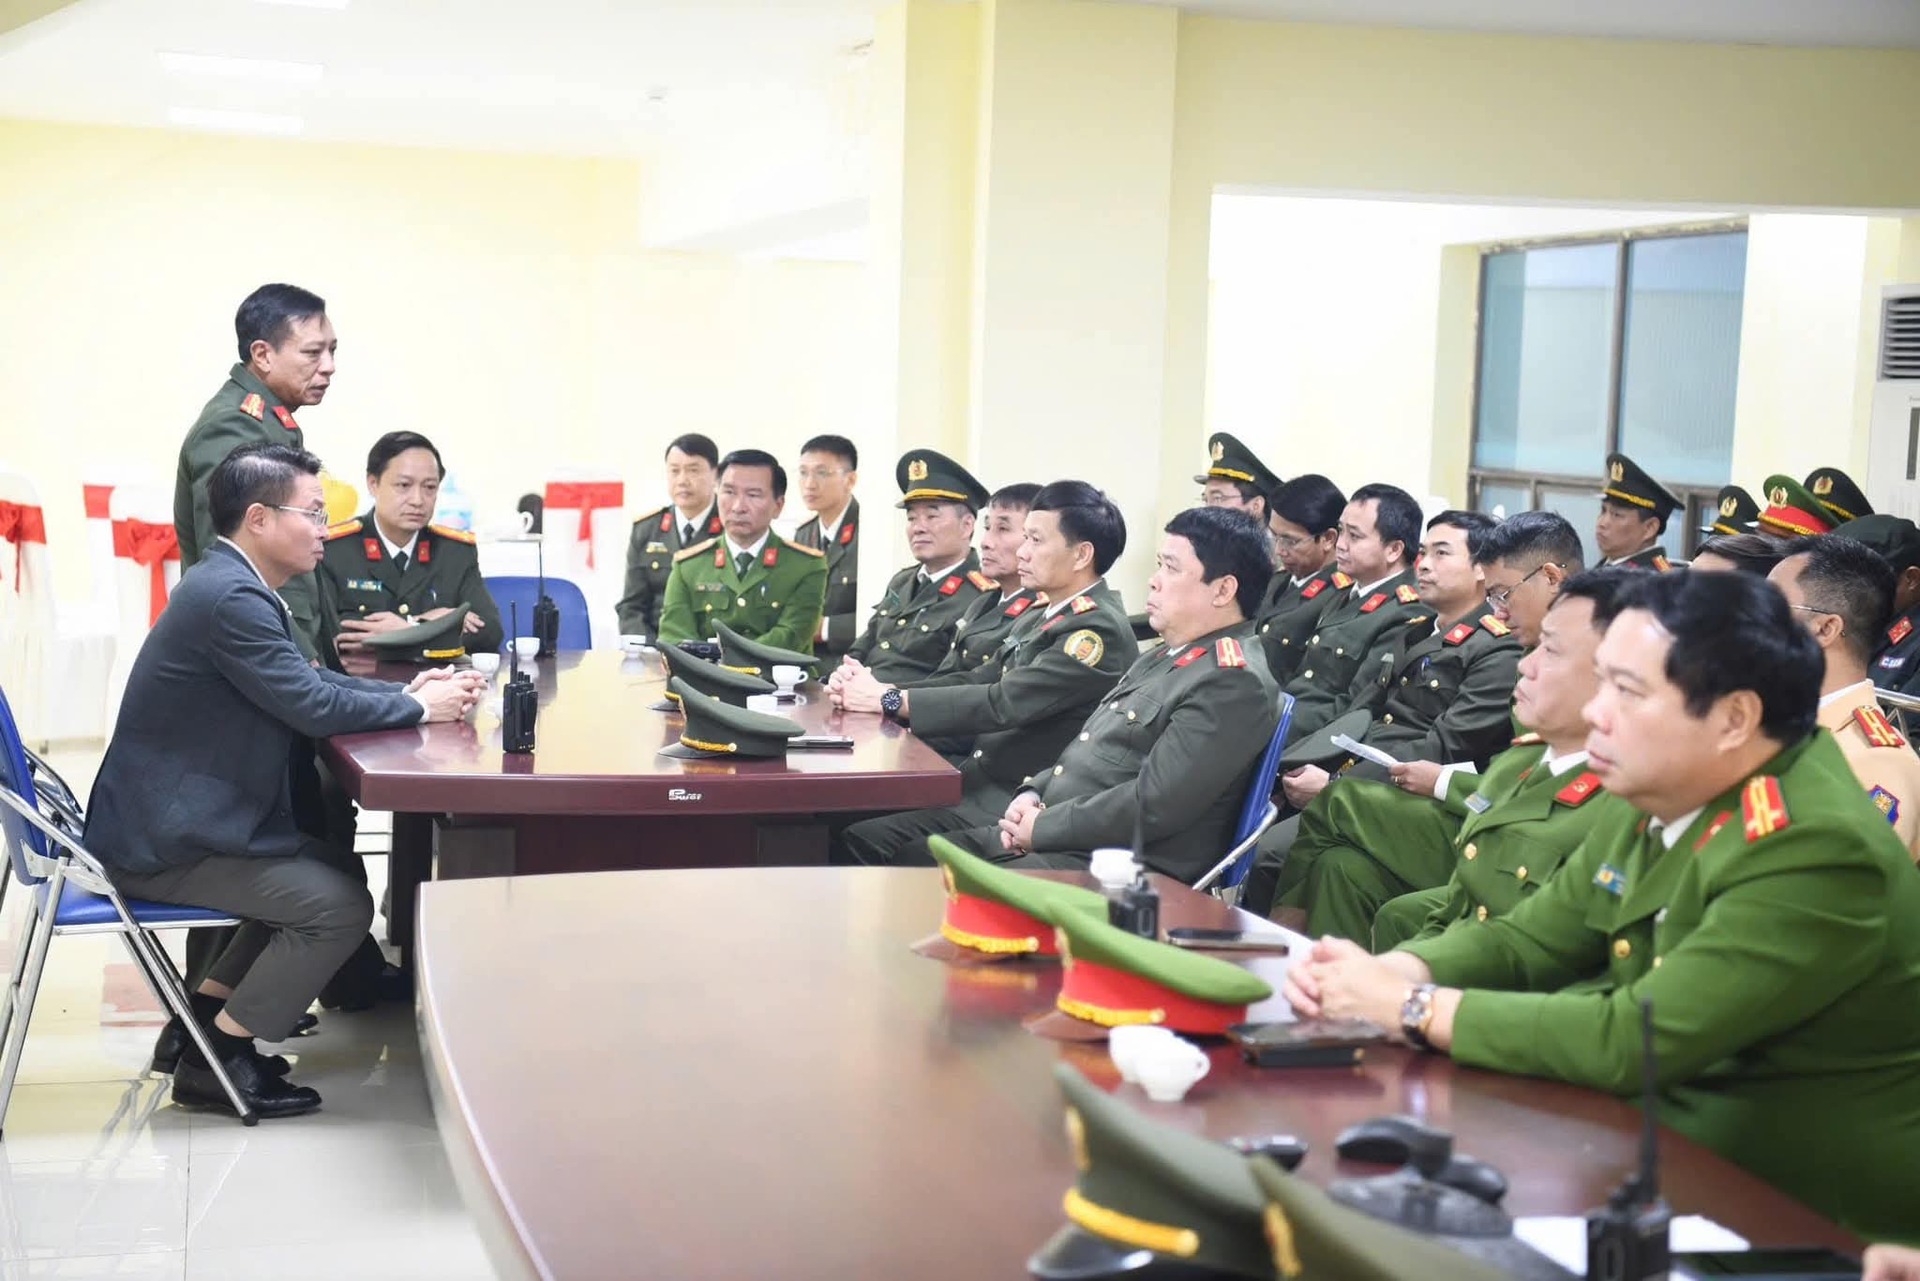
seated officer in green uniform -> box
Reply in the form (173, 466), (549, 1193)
(1286, 569), (1920, 1245)
(1594, 451), (1680, 570)
(839, 450), (993, 684)
(175, 282), (337, 659)
(1196, 431), (1280, 525)
(790, 434), (860, 659)
(880, 508), (1280, 883)
(317, 431), (503, 661)
(1253, 473), (1345, 685)
(932, 482), (1042, 678)
(1281, 482), (1430, 740)
(1312, 571), (1629, 949)
(657, 448), (827, 653)
(831, 480), (1138, 864)
(617, 433), (722, 638)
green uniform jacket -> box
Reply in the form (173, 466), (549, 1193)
(846, 553), (991, 684)
(1284, 569), (1432, 739)
(1370, 744), (1617, 951)
(1403, 731), (1920, 1243)
(792, 498), (859, 658)
(905, 581), (1138, 809)
(1255, 566), (1342, 686)
(1615, 545), (1675, 572)
(1351, 602), (1522, 776)
(616, 502), (721, 636)
(657, 532), (828, 654)
(914, 587), (1040, 760)
(173, 362), (320, 658)
(1028, 626), (1279, 884)
(316, 514), (505, 660)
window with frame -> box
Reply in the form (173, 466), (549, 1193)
(1468, 226), (1748, 558)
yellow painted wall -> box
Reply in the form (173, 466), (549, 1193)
(0, 119), (871, 600)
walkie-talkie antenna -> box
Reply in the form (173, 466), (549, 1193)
(536, 536), (546, 597)
(509, 601), (520, 681)
(1635, 997), (1660, 1203)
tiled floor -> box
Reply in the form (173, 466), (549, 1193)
(0, 749), (496, 1280)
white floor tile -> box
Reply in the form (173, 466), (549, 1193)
(0, 1081), (189, 1166)
(0, 1251), (186, 1278)
(186, 1229), (492, 1281)
(185, 1141), (468, 1253)
(0, 1156), (187, 1262)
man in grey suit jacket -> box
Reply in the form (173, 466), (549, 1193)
(86, 443), (483, 1119)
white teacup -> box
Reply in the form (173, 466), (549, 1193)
(771, 663), (804, 690)
(512, 636), (541, 662)
(1133, 1036), (1211, 1103)
(468, 652), (501, 678)
(619, 633), (649, 654)
(1089, 848), (1138, 891)
(1108, 1024), (1178, 1085)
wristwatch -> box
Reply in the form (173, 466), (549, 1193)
(1400, 983), (1438, 1051)
(880, 688), (903, 720)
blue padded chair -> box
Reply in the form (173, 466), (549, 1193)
(483, 574), (594, 650)
(1192, 691), (1296, 907)
(0, 686), (257, 1128)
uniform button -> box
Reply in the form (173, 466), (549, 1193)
(1261, 624), (1271, 634)
(1463, 843), (1477, 860)
(972, 750), (984, 759)
(737, 597), (747, 607)
(1476, 906), (1489, 922)
(1515, 866), (1527, 881)
(1382, 714), (1394, 725)
(1309, 634), (1319, 645)
(1126, 711), (1137, 721)
(1053, 766), (1064, 776)
(1280, 637), (1291, 646)
(841, 576), (850, 584)
(771, 601), (779, 608)
(1652, 956), (1663, 968)
(1613, 938), (1632, 960)
(1111, 702), (1121, 711)
(1335, 647), (1345, 656)
(881, 641), (892, 650)
(1078, 732), (1090, 742)
(1399, 677), (1408, 686)
(920, 624), (930, 632)
(650, 560), (660, 570)
(1429, 679), (1440, 689)
(1303, 670), (1313, 679)
(398, 604), (410, 616)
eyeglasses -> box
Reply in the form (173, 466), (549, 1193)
(1272, 532), (1318, 552)
(272, 505), (330, 527)
(1789, 603), (1839, 618)
(1485, 561), (1560, 610)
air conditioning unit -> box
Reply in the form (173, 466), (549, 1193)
(1867, 286), (1920, 520)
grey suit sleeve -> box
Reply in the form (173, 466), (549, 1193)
(208, 589), (424, 738)
(316, 667), (410, 697)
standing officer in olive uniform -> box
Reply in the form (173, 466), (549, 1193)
(872, 509), (1278, 881)
(832, 480), (1138, 864)
(1305, 572), (1627, 947)
(791, 435), (861, 659)
(617, 433), (723, 638)
(175, 283), (336, 659)
(1254, 474), (1346, 684)
(841, 451), (992, 684)
(1289, 570), (1920, 1246)
(1594, 452), (1680, 569)
(1283, 483), (1430, 740)
(657, 449), (827, 653)
(316, 431), (503, 662)
(1837, 514), (1920, 697)
(931, 482), (1042, 678)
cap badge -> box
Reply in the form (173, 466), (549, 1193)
(907, 459), (929, 482)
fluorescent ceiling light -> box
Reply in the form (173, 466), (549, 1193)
(158, 51), (324, 83)
(167, 106), (305, 136)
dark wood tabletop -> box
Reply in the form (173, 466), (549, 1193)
(416, 867), (1857, 1281)
(322, 650), (961, 816)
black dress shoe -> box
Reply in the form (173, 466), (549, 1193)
(149, 1018), (290, 1078)
(290, 1011), (320, 1036)
(172, 1050), (321, 1120)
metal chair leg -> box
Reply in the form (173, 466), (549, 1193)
(0, 882), (44, 1059)
(0, 872), (66, 1134)
(121, 925), (256, 1125)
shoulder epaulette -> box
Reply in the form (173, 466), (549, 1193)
(1394, 584), (1420, 604)
(1070, 595), (1096, 614)
(674, 537), (718, 563)
(323, 518), (362, 540)
(966, 570), (994, 592)
(1214, 636), (1246, 668)
(785, 539), (825, 559)
(1510, 732), (1544, 747)
(1481, 615), (1511, 637)
(1004, 595), (1035, 618)
(1359, 593), (1388, 614)
(637, 506), (670, 528)
(1555, 772), (1603, 807)
(1653, 553), (1673, 572)
(1443, 622), (1475, 646)
(427, 523), (475, 545)
(238, 393), (265, 420)
(1331, 572), (1353, 589)
(1853, 703), (1907, 749)
(1741, 775), (1790, 842)
(1891, 617), (1914, 646)
(1300, 578), (1329, 600)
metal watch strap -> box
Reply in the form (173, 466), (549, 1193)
(1401, 982), (1438, 1051)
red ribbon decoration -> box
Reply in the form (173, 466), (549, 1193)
(83, 485), (114, 520)
(0, 500), (48, 593)
(112, 518), (180, 626)
(543, 481), (625, 569)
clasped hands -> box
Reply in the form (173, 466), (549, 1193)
(826, 656), (892, 714)
(406, 666), (488, 722)
(1283, 936), (1434, 1038)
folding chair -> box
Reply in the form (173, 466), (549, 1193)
(1192, 692), (1297, 907)
(485, 574), (595, 650)
(0, 686), (257, 1129)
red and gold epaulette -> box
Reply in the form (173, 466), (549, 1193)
(1891, 617), (1914, 646)
(1854, 703), (1907, 749)
(1652, 553), (1672, 572)
(427, 523), (475, 545)
(323, 518), (362, 540)
(1510, 732), (1544, 746)
(966, 570), (994, 592)
(1005, 596), (1034, 618)
(786, 541), (824, 558)
(1359, 593), (1388, 614)
(1172, 645), (1207, 667)
(272, 406), (299, 432)
(1741, 775), (1790, 842)
(1480, 616), (1509, 637)
(1555, 772), (1603, 807)
(675, 538), (717, 563)
(238, 393), (265, 420)
(1395, 584), (1420, 604)
(1215, 637), (1246, 668)
(939, 575), (963, 596)
(1300, 578), (1329, 600)
(1443, 622), (1475, 646)
(1070, 595), (1097, 614)
(1331, 572), (1354, 589)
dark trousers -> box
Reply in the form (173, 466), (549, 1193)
(833, 794), (1010, 867)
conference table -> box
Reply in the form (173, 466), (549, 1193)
(416, 866), (1860, 1281)
(321, 649), (960, 964)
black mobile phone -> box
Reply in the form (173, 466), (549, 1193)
(1165, 926), (1290, 954)
(789, 735), (855, 750)
(1671, 1247), (1860, 1278)
(1227, 1019), (1388, 1068)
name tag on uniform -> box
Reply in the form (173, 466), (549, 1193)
(695, 582), (729, 593)
(1464, 793), (1491, 814)
(1593, 864), (1627, 896)
(347, 578), (383, 592)
(645, 542), (668, 553)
